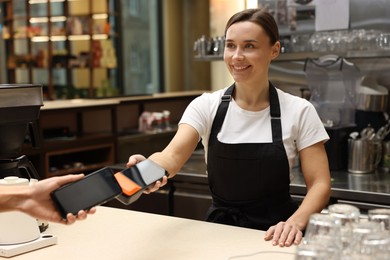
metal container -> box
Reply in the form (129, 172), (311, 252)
(355, 85), (388, 112)
(348, 139), (382, 174)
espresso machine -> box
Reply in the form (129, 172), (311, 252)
(0, 84), (57, 257)
(0, 84), (43, 179)
(304, 56), (360, 170)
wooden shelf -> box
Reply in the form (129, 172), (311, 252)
(45, 143), (115, 177)
(43, 133), (115, 150)
(48, 162), (110, 176)
(0, 0), (121, 100)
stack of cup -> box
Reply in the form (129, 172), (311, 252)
(297, 213), (342, 259)
(295, 204), (390, 260)
(328, 203), (360, 253)
(368, 208), (390, 231)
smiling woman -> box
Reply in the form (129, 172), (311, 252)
(127, 7), (331, 248)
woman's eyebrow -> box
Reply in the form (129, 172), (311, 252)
(225, 39), (259, 43)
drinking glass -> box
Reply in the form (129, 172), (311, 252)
(291, 33), (311, 52)
(368, 208), (390, 231)
(295, 243), (336, 260)
(304, 213), (342, 241)
(376, 33), (390, 50)
(360, 231), (390, 260)
(302, 213), (342, 259)
(327, 204), (360, 251)
(346, 221), (382, 257)
(327, 203), (360, 226)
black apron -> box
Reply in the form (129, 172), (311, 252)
(206, 82), (298, 230)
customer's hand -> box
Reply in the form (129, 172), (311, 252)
(264, 221), (303, 247)
(21, 174), (96, 225)
(64, 208), (96, 225)
(127, 154), (168, 194)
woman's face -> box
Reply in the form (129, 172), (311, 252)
(224, 21), (280, 84)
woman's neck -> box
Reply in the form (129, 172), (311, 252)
(234, 80), (270, 111)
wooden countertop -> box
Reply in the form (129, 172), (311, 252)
(41, 91), (205, 110)
(12, 206), (296, 260)
(41, 98), (120, 110)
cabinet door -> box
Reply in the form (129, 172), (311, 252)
(173, 182), (212, 221)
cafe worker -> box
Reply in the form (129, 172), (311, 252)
(127, 8), (331, 247)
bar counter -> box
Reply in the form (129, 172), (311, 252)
(290, 169), (390, 208)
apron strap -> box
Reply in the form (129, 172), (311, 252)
(269, 83), (283, 143)
(209, 83), (235, 139)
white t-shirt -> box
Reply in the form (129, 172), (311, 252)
(179, 86), (329, 170)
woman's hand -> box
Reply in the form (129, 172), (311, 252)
(127, 154), (168, 194)
(264, 221), (303, 247)
(143, 176), (168, 194)
(126, 154), (147, 167)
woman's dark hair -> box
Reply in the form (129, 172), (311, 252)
(224, 8), (280, 45)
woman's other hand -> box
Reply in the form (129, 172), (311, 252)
(264, 221), (303, 247)
(126, 154), (147, 168)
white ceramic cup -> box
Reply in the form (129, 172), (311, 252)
(0, 176), (41, 245)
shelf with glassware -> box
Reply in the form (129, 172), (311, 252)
(0, 0), (121, 100)
(193, 29), (390, 62)
(4, 35), (119, 99)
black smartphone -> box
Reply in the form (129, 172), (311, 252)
(51, 167), (122, 219)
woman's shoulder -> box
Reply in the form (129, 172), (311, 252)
(204, 86), (230, 97)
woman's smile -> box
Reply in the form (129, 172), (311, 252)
(231, 64), (252, 77)
(232, 64), (251, 71)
